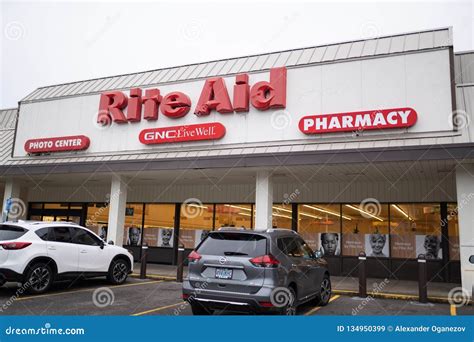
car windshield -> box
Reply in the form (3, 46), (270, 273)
(0, 225), (27, 241)
(197, 233), (267, 257)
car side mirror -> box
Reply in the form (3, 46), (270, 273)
(314, 250), (323, 259)
(108, 240), (114, 245)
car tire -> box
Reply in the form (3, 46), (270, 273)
(24, 262), (54, 294)
(107, 258), (129, 285)
(314, 275), (331, 306)
(279, 287), (297, 315)
(190, 302), (213, 315)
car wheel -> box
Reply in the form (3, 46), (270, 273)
(190, 302), (213, 315)
(280, 287), (297, 316)
(314, 275), (331, 306)
(25, 263), (53, 294)
(107, 258), (129, 285)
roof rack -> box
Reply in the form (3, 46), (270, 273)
(217, 227), (247, 231)
(264, 228), (297, 233)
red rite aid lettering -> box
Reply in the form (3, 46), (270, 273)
(25, 135), (90, 153)
(139, 123), (226, 145)
(299, 108), (417, 134)
(97, 67), (287, 125)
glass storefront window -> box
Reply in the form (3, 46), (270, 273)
(390, 203), (441, 259)
(180, 203), (214, 249)
(143, 204), (175, 248)
(85, 203), (109, 239)
(447, 203), (460, 260)
(44, 203), (69, 209)
(272, 204), (292, 229)
(215, 204), (252, 229)
(342, 203), (389, 257)
(123, 204), (144, 246)
(298, 204), (341, 254)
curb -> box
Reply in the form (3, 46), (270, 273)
(131, 273), (177, 281)
(332, 289), (455, 304)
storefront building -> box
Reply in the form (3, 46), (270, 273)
(1, 27), (473, 293)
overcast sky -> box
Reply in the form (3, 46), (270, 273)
(0, 0), (472, 108)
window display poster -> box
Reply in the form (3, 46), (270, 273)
(365, 233), (389, 258)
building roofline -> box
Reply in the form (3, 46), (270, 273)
(28, 26), (453, 92)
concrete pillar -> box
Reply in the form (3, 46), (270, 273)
(1, 179), (25, 222)
(255, 170), (273, 231)
(455, 165), (474, 297)
(107, 175), (128, 247)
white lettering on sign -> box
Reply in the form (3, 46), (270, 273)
(299, 108), (418, 134)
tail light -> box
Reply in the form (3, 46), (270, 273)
(250, 254), (280, 268)
(0, 242), (32, 250)
(182, 293), (190, 300)
(188, 251), (201, 263)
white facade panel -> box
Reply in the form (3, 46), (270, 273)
(14, 48), (455, 158)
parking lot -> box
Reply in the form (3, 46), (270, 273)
(0, 277), (471, 316)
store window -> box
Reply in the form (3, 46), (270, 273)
(390, 203), (441, 260)
(123, 204), (144, 246)
(272, 204), (292, 229)
(447, 203), (460, 260)
(297, 204), (341, 254)
(44, 203), (69, 209)
(143, 204), (175, 248)
(342, 203), (389, 257)
(215, 204), (252, 229)
(180, 203), (214, 249)
(85, 203), (109, 239)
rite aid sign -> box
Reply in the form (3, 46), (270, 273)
(14, 48), (453, 156)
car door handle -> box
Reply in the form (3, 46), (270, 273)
(80, 250), (87, 253)
(48, 246), (56, 250)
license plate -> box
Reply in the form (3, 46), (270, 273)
(215, 268), (233, 279)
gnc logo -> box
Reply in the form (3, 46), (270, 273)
(97, 67), (287, 125)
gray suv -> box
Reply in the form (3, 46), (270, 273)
(182, 228), (331, 315)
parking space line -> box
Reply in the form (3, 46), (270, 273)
(304, 295), (340, 316)
(14, 280), (163, 301)
(131, 302), (184, 316)
(450, 304), (457, 316)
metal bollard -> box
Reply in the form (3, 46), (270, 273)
(176, 244), (185, 283)
(140, 244), (148, 279)
(418, 254), (428, 303)
(358, 251), (367, 298)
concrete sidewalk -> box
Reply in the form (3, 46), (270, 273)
(132, 263), (461, 302)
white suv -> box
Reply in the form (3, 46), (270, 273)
(0, 221), (134, 294)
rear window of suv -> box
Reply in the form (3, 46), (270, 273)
(0, 225), (27, 241)
(197, 233), (267, 257)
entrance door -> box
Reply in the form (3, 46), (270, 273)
(28, 203), (86, 226)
